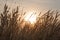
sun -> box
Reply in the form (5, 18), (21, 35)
(24, 12), (37, 24)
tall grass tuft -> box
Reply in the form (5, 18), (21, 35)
(0, 4), (60, 40)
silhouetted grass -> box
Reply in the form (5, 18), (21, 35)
(0, 4), (60, 40)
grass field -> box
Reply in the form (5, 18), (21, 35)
(0, 4), (60, 40)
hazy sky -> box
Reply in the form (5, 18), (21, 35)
(0, 0), (60, 11)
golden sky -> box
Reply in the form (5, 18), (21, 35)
(0, 0), (60, 12)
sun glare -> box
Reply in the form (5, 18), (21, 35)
(24, 12), (37, 24)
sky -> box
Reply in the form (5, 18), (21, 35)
(0, 0), (60, 12)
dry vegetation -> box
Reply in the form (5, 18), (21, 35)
(0, 4), (60, 40)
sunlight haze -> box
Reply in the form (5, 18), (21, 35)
(0, 0), (60, 11)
